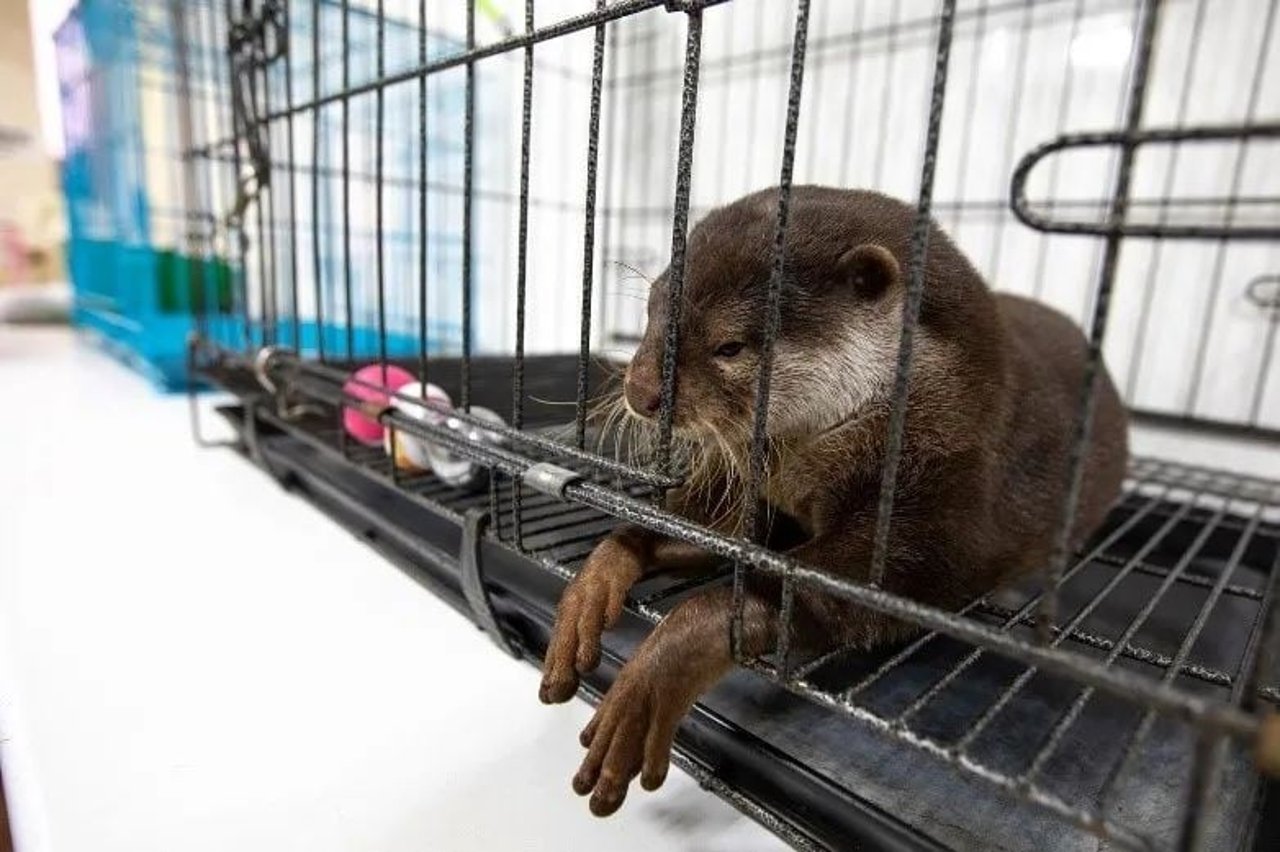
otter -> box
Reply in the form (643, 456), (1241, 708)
(538, 186), (1129, 817)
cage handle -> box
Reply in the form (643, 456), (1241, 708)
(1010, 122), (1280, 240)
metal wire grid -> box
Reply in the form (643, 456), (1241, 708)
(173, 0), (1280, 849)
(220, 379), (1280, 849)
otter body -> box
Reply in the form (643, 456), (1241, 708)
(539, 187), (1129, 816)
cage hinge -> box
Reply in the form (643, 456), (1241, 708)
(459, 509), (523, 660)
(523, 462), (583, 499)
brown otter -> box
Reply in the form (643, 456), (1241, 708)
(538, 186), (1129, 817)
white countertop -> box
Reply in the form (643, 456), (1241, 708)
(0, 328), (785, 852)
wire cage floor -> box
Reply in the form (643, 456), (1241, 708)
(199, 353), (1280, 852)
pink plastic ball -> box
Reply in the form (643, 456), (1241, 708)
(342, 363), (417, 446)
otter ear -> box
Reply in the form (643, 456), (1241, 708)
(837, 244), (900, 299)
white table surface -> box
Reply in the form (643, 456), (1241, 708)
(0, 328), (786, 852)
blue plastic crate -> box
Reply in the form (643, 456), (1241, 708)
(55, 0), (467, 389)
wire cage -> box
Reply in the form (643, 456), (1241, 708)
(171, 0), (1280, 849)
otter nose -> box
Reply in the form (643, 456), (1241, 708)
(624, 371), (662, 418)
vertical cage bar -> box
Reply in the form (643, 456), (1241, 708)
(341, 0), (354, 361)
(655, 7), (705, 475)
(263, 49), (279, 349)
(594, 23), (620, 361)
(194, 2), (221, 348)
(511, 0), (535, 551)
(575, 0), (608, 450)
(866, 0), (958, 589)
(461, 0), (476, 412)
(375, 0), (388, 372)
(736, 0), (812, 676)
(169, 0), (201, 339)
(224, 0), (251, 355)
(417, 0), (429, 387)
(1036, 0), (1162, 641)
(283, 1), (300, 351)
(311, 0), (325, 362)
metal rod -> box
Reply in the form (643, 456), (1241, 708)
(867, 0), (957, 588)
(283, 0), (300, 351)
(417, 0), (429, 387)
(511, 0), (535, 550)
(341, 0), (353, 360)
(375, 0), (387, 371)
(311, 0), (325, 360)
(575, 1), (608, 449)
(655, 7), (704, 474)
(461, 0), (475, 411)
(739, 0), (813, 676)
(1036, 0), (1162, 642)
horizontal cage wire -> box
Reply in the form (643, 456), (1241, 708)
(117, 0), (1280, 848)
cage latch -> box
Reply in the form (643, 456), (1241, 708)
(523, 462), (582, 499)
(459, 509), (522, 659)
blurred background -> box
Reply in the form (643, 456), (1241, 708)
(0, 0), (68, 309)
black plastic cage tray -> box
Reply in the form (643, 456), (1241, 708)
(204, 354), (1280, 852)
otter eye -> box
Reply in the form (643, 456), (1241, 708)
(713, 341), (745, 359)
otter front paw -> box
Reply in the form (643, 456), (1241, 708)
(571, 663), (688, 816)
(539, 541), (641, 704)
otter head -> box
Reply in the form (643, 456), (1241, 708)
(622, 190), (905, 445)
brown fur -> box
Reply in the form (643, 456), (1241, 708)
(540, 186), (1129, 817)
